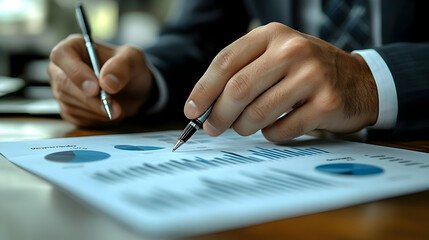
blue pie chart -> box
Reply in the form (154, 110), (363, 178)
(45, 150), (110, 163)
(315, 163), (383, 176)
(114, 145), (164, 151)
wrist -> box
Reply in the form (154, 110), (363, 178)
(352, 49), (398, 130)
(335, 51), (379, 128)
(353, 54), (379, 126)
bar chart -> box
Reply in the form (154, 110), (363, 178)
(92, 146), (329, 183)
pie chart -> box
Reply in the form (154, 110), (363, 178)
(315, 163), (384, 176)
(45, 150), (110, 163)
(114, 145), (165, 151)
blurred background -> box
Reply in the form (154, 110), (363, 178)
(0, 0), (175, 115)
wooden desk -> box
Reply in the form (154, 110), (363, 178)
(1, 116), (428, 240)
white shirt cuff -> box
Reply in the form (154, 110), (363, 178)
(352, 49), (398, 129)
(145, 60), (169, 114)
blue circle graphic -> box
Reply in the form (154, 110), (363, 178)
(45, 150), (110, 163)
(315, 163), (383, 176)
(114, 145), (164, 151)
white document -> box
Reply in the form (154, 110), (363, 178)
(1, 130), (428, 237)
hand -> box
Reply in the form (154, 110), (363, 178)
(184, 22), (378, 142)
(48, 34), (152, 127)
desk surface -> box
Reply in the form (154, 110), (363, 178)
(1, 116), (428, 240)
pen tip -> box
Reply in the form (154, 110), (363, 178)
(107, 111), (113, 120)
(102, 100), (113, 120)
(172, 140), (184, 152)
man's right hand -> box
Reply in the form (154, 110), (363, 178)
(48, 34), (153, 127)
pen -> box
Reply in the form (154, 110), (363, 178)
(172, 103), (214, 152)
(75, 2), (113, 120)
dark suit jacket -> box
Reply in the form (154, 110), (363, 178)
(144, 0), (429, 138)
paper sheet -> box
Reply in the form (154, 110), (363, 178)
(1, 130), (428, 237)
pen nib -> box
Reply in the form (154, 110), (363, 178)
(101, 98), (113, 120)
(172, 140), (184, 152)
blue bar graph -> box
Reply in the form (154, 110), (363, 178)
(92, 146), (329, 184)
(249, 147), (328, 159)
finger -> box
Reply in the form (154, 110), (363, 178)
(184, 26), (272, 119)
(49, 61), (100, 111)
(50, 34), (114, 97)
(232, 73), (314, 136)
(262, 102), (321, 142)
(57, 89), (123, 123)
(59, 85), (122, 120)
(202, 49), (291, 136)
(50, 62), (122, 120)
(49, 62), (92, 108)
(48, 62), (69, 99)
(203, 33), (313, 136)
(50, 35), (99, 96)
(99, 45), (146, 94)
(59, 102), (105, 123)
(58, 101), (120, 127)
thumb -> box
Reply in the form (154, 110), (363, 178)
(99, 45), (145, 94)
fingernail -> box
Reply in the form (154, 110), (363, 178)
(82, 80), (98, 96)
(106, 74), (120, 89)
(184, 100), (197, 118)
(205, 120), (221, 136)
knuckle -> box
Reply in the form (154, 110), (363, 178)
(276, 37), (311, 61)
(256, 22), (292, 43)
(126, 45), (142, 55)
(246, 104), (268, 124)
(213, 49), (235, 73)
(49, 44), (63, 64)
(65, 35), (85, 52)
(121, 45), (145, 63)
(193, 81), (211, 98)
(289, 36), (312, 51)
(56, 77), (74, 98)
(308, 61), (327, 79)
(50, 35), (84, 64)
(208, 113), (229, 130)
(53, 74), (66, 93)
(51, 87), (61, 101)
(51, 79), (62, 99)
(66, 33), (83, 41)
(225, 74), (251, 102)
(307, 60), (325, 75)
(276, 45), (295, 62)
(66, 63), (83, 84)
(316, 93), (342, 115)
(300, 61), (325, 84)
(263, 22), (287, 35)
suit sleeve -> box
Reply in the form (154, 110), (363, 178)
(143, 0), (250, 116)
(372, 43), (429, 138)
